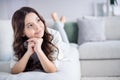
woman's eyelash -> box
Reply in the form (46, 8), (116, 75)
(30, 24), (33, 26)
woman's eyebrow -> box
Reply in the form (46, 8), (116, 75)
(36, 16), (40, 20)
(25, 23), (31, 27)
(25, 17), (39, 26)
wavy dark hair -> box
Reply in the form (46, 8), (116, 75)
(12, 7), (58, 72)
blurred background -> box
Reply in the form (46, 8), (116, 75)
(0, 0), (120, 21)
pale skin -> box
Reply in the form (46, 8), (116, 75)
(11, 12), (57, 74)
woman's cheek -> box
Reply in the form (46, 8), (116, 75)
(26, 31), (35, 38)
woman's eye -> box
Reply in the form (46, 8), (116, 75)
(37, 18), (40, 22)
(27, 24), (32, 28)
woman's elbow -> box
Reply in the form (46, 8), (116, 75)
(11, 68), (24, 74)
(46, 68), (57, 73)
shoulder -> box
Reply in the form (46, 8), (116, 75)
(47, 27), (59, 36)
(47, 28), (62, 44)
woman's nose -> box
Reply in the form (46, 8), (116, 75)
(34, 24), (39, 30)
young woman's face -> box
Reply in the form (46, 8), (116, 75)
(24, 12), (45, 38)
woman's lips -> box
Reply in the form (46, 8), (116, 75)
(35, 31), (41, 34)
(35, 31), (43, 37)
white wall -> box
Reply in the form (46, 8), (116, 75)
(0, 0), (28, 20)
(0, 0), (106, 21)
(28, 0), (94, 21)
(28, 0), (107, 21)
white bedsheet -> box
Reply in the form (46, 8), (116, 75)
(0, 44), (80, 80)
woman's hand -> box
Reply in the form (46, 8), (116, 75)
(26, 40), (35, 55)
(27, 38), (57, 73)
(27, 38), (43, 54)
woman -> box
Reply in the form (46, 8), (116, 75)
(11, 7), (63, 74)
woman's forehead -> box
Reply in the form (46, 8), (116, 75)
(25, 13), (39, 24)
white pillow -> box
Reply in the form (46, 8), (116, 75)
(0, 20), (13, 61)
(105, 17), (120, 40)
(0, 61), (11, 72)
(77, 17), (106, 45)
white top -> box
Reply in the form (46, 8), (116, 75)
(10, 28), (64, 69)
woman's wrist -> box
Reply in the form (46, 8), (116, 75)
(26, 51), (33, 57)
(36, 49), (44, 55)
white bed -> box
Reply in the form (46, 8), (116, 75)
(0, 44), (80, 80)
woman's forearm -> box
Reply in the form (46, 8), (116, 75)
(37, 50), (57, 73)
(11, 52), (31, 74)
